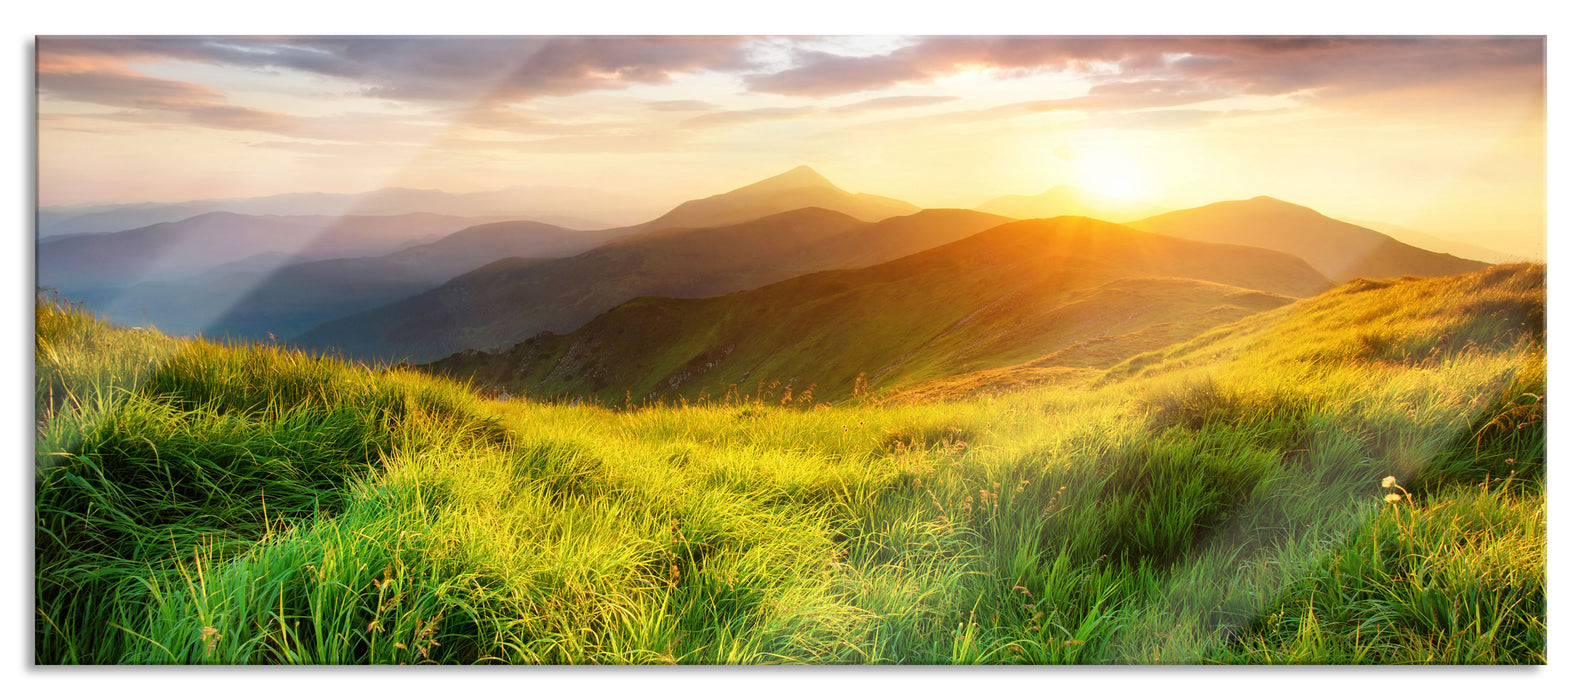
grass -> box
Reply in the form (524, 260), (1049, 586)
(34, 264), (1545, 664)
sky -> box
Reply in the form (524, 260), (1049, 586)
(34, 34), (1544, 248)
(35, 34), (1546, 249)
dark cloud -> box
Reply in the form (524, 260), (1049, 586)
(746, 36), (1545, 105)
(830, 95), (960, 114)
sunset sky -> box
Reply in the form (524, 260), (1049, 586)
(36, 34), (1545, 250)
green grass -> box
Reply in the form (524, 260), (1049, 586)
(34, 264), (1545, 664)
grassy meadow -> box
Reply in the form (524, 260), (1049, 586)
(33, 264), (1545, 664)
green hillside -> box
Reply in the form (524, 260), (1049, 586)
(424, 217), (1330, 404)
(35, 262), (1544, 664)
(297, 208), (1010, 363)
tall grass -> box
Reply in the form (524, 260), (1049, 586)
(34, 264), (1545, 664)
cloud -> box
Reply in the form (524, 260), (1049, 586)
(830, 95), (960, 114)
(1080, 109), (1224, 131)
(744, 48), (932, 97)
(744, 36), (1545, 106)
(39, 36), (761, 104)
(36, 56), (303, 135)
(678, 106), (818, 130)
(649, 99), (718, 111)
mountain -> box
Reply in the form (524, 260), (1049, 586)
(36, 185), (642, 238)
(977, 185), (1169, 222)
(68, 252), (312, 335)
(193, 220), (628, 340)
(637, 165), (920, 233)
(422, 216), (1334, 404)
(1340, 219), (1520, 264)
(1126, 197), (1489, 282)
(296, 207), (1012, 363)
(36, 212), (516, 294)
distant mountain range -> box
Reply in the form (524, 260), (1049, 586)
(36, 212), (518, 295)
(977, 185), (1169, 222)
(191, 220), (634, 340)
(297, 206), (1009, 363)
(39, 166), (1504, 398)
(422, 216), (1333, 403)
(1126, 196), (1488, 282)
(36, 185), (646, 238)
(1340, 219), (1519, 264)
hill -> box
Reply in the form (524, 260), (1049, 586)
(423, 217), (1332, 403)
(1340, 219), (1520, 264)
(638, 165), (920, 233)
(977, 184), (1168, 222)
(36, 262), (1543, 664)
(193, 220), (627, 340)
(296, 207), (1011, 363)
(1127, 196), (1488, 282)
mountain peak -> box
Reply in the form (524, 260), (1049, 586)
(731, 165), (840, 195)
(1241, 195), (1311, 211)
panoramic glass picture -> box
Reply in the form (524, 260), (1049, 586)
(34, 35), (1545, 664)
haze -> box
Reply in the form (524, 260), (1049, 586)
(37, 36), (1544, 258)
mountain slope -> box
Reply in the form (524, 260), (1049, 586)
(194, 220), (628, 340)
(297, 207), (1012, 363)
(423, 216), (1333, 403)
(1340, 219), (1516, 264)
(35, 212), (514, 294)
(1127, 196), (1488, 282)
(977, 185), (1168, 222)
(639, 165), (920, 233)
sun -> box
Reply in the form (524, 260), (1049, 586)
(1047, 138), (1158, 204)
(1074, 153), (1149, 202)
(1079, 161), (1147, 202)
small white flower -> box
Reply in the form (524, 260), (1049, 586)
(1381, 476), (1398, 489)
(1384, 493), (1402, 503)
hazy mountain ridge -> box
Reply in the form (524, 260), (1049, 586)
(43, 166), (934, 347)
(37, 184), (641, 237)
(422, 216), (1333, 403)
(40, 169), (1500, 380)
(297, 206), (1011, 363)
(1340, 219), (1526, 264)
(1127, 196), (1489, 282)
(197, 220), (631, 340)
(36, 211), (520, 295)
(977, 184), (1169, 222)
